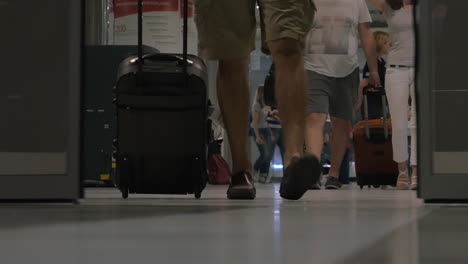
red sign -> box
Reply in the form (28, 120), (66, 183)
(179, 0), (193, 18)
(114, 0), (179, 18)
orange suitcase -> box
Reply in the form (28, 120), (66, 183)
(353, 87), (398, 189)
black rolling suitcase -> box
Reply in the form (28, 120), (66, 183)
(113, 0), (208, 199)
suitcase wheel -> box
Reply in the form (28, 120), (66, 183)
(360, 185), (364, 190)
(194, 181), (202, 199)
(117, 155), (130, 199)
(122, 188), (128, 199)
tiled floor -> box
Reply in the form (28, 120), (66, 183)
(0, 184), (467, 264)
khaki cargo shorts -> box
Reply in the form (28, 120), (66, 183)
(194, 0), (316, 60)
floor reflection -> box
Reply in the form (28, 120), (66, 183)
(339, 206), (468, 264)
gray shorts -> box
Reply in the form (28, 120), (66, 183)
(306, 68), (359, 121)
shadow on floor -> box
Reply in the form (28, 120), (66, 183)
(337, 207), (468, 264)
(0, 201), (261, 231)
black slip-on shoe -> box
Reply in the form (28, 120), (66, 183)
(280, 154), (321, 200)
(324, 176), (342, 189)
(227, 171), (256, 200)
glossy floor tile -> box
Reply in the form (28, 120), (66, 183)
(0, 184), (467, 264)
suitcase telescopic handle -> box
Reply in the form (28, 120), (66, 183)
(182, 0), (188, 68)
(363, 85), (389, 140)
(137, 0), (144, 93)
(137, 0), (189, 91)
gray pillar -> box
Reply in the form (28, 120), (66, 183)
(84, 0), (108, 45)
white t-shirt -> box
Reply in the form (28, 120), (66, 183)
(304, 0), (372, 77)
(383, 3), (415, 66)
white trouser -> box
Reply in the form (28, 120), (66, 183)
(385, 67), (417, 166)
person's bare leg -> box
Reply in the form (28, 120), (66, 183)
(305, 113), (327, 158)
(268, 38), (307, 167)
(217, 57), (255, 199)
(326, 117), (349, 188)
(268, 38), (321, 200)
(305, 113), (327, 189)
(397, 162), (408, 173)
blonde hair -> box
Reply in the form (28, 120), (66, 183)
(374, 31), (390, 54)
(256, 85), (265, 108)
